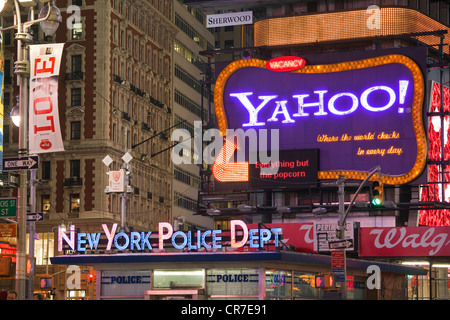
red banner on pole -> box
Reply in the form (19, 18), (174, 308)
(29, 44), (65, 154)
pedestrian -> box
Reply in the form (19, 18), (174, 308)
(6, 290), (17, 300)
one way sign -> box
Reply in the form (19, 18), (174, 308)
(328, 239), (353, 250)
(2, 156), (39, 171)
(27, 212), (44, 222)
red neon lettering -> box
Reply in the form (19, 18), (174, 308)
(266, 56), (306, 72)
(34, 57), (56, 76)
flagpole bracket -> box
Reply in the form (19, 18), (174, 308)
(14, 59), (30, 77)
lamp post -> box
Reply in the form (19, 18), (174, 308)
(1, 0), (61, 300)
(336, 165), (381, 300)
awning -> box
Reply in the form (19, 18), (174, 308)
(51, 251), (428, 275)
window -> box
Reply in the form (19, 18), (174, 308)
(153, 270), (204, 289)
(32, 232), (54, 265)
(335, 0), (345, 9)
(41, 195), (51, 214)
(42, 161), (51, 180)
(70, 121), (81, 140)
(4, 31), (11, 46)
(3, 92), (10, 108)
(174, 191), (197, 211)
(3, 125), (9, 144)
(72, 21), (83, 40)
(70, 160), (81, 178)
(174, 166), (200, 188)
(4, 60), (11, 84)
(112, 123), (117, 142)
(71, 54), (82, 73)
(120, 29), (125, 48)
(70, 194), (80, 213)
(71, 88), (82, 106)
(224, 40), (234, 49)
(307, 1), (318, 12)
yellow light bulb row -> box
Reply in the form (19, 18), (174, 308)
(254, 7), (450, 54)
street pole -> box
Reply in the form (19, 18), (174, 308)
(336, 175), (347, 300)
(1, 0), (61, 300)
(336, 166), (381, 300)
(14, 0), (31, 299)
(27, 168), (36, 299)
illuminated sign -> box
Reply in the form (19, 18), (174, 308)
(266, 56), (306, 72)
(214, 52), (426, 185)
(420, 82), (450, 226)
(249, 149), (319, 188)
(359, 226), (450, 257)
(206, 11), (253, 28)
(40, 276), (53, 290)
(106, 169), (126, 193)
(57, 220), (282, 253)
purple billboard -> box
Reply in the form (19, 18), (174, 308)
(213, 50), (427, 186)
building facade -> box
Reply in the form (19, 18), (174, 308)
(173, 0), (215, 231)
(1, 0), (177, 299)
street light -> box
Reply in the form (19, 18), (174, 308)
(38, 0), (61, 35)
(10, 105), (20, 127)
(0, 0), (7, 12)
(0, 0), (61, 300)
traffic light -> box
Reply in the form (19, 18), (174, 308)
(371, 181), (383, 207)
(88, 272), (95, 283)
(315, 273), (335, 288)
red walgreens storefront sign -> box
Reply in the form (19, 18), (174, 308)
(359, 227), (450, 257)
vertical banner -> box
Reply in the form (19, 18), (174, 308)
(29, 43), (65, 154)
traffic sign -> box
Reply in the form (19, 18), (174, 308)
(0, 198), (17, 217)
(315, 275), (325, 287)
(2, 156), (39, 171)
(315, 273), (334, 288)
(328, 239), (353, 250)
(0, 224), (17, 237)
(315, 221), (354, 252)
(332, 250), (346, 283)
(331, 250), (346, 268)
(27, 212), (44, 222)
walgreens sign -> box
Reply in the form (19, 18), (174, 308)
(359, 226), (450, 257)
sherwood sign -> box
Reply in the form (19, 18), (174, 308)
(206, 11), (253, 28)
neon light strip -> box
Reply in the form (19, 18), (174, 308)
(214, 55), (426, 185)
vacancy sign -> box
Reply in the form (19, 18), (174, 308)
(207, 11), (253, 28)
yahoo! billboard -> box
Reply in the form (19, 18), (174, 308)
(214, 52), (427, 185)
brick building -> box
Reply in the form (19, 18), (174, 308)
(1, 0), (177, 299)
